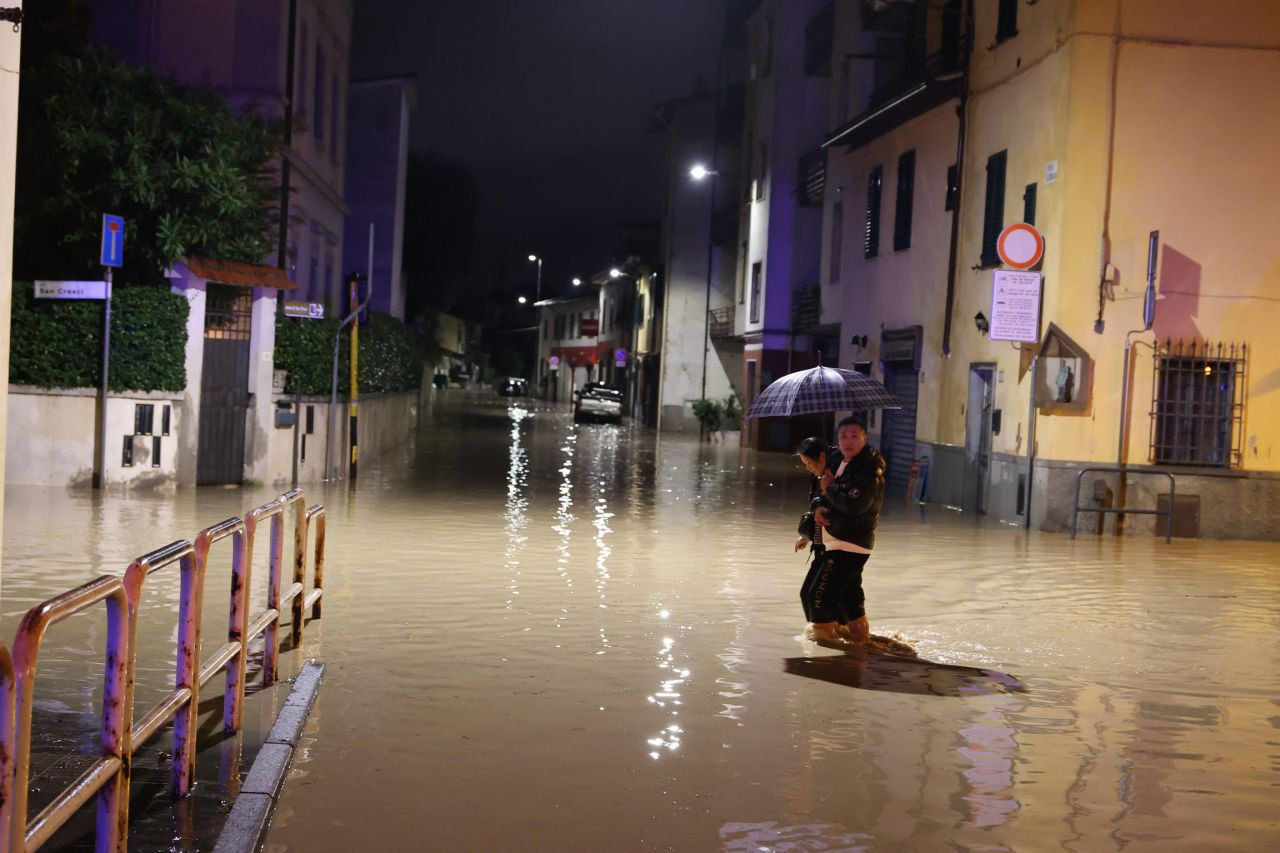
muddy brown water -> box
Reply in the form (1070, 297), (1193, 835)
(4, 391), (1279, 850)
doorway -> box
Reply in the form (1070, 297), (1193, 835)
(197, 285), (252, 485)
(879, 363), (919, 496)
(964, 364), (996, 514)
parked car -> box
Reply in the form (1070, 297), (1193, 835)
(498, 377), (528, 397)
(574, 382), (623, 424)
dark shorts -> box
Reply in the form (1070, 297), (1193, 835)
(800, 549), (869, 623)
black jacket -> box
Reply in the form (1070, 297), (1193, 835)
(811, 445), (886, 550)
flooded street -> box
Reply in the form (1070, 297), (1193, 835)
(5, 392), (1280, 850)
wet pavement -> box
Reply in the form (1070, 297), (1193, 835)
(4, 390), (1280, 850)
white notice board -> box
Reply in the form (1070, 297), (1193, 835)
(989, 270), (1042, 342)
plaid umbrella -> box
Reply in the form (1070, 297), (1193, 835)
(745, 365), (902, 419)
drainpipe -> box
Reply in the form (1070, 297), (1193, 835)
(277, 0), (298, 273)
(1114, 230), (1158, 532)
(940, 0), (974, 356)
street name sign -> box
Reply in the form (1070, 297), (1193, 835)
(282, 301), (325, 319)
(100, 214), (125, 268)
(989, 270), (1042, 343)
(34, 280), (108, 300)
(996, 222), (1044, 270)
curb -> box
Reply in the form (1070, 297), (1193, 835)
(213, 661), (325, 853)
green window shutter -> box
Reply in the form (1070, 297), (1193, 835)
(981, 150), (1007, 267)
(1023, 182), (1037, 227)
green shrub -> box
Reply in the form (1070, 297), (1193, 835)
(9, 281), (188, 391)
(274, 310), (425, 396)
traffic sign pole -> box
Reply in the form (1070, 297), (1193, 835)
(96, 214), (124, 489)
(97, 268), (113, 488)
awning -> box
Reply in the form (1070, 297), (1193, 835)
(183, 255), (298, 290)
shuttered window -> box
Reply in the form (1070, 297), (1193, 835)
(1023, 182), (1037, 226)
(945, 163), (958, 211)
(996, 0), (1018, 42)
(864, 165), (883, 259)
(980, 150), (1007, 268)
(893, 149), (916, 251)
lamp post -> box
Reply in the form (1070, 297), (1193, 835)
(689, 163), (719, 405)
(528, 254), (543, 301)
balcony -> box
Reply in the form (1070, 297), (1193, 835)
(791, 284), (821, 333)
(708, 305), (736, 339)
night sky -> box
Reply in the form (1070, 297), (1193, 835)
(350, 0), (728, 303)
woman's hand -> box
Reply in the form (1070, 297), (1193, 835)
(793, 536), (808, 553)
(819, 470), (835, 491)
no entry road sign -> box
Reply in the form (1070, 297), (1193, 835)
(996, 222), (1043, 270)
(100, 214), (125, 268)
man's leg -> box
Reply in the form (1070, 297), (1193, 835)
(830, 552), (870, 642)
(804, 553), (845, 641)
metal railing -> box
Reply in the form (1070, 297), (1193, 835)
(0, 489), (326, 852)
(1069, 467), (1175, 543)
(708, 306), (735, 339)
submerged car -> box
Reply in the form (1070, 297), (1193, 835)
(498, 377), (528, 397)
(574, 382), (623, 424)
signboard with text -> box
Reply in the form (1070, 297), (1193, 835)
(580, 318), (599, 337)
(989, 270), (1042, 343)
(35, 280), (108, 300)
(282, 301), (325, 319)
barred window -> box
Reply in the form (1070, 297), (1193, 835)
(1150, 340), (1246, 468)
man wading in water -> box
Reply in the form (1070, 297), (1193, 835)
(802, 416), (885, 644)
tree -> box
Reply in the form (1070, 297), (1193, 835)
(14, 46), (279, 285)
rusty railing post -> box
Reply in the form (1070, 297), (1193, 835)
(263, 511), (285, 686)
(172, 548), (205, 798)
(0, 643), (15, 849)
(224, 521), (252, 735)
(307, 505), (326, 619)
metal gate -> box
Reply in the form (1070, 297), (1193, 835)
(879, 364), (919, 496)
(197, 285), (253, 485)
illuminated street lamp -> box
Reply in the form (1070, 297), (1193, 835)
(689, 163), (720, 181)
(609, 267), (622, 279)
(517, 295), (527, 304)
(528, 254), (543, 301)
(572, 277), (582, 286)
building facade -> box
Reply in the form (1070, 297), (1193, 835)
(736, 0), (834, 450)
(92, 0), (354, 312)
(344, 75), (416, 321)
(535, 294), (600, 404)
(812, 0), (1280, 539)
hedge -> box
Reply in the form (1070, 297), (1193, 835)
(274, 311), (425, 396)
(9, 281), (188, 391)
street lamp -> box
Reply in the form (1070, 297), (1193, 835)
(572, 277), (582, 286)
(528, 254), (543, 301)
(517, 295), (528, 305)
(689, 164), (720, 181)
(689, 159), (720, 406)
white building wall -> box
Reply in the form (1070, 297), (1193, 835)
(0, 3), (20, 566)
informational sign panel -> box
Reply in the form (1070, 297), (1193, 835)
(34, 280), (108, 300)
(580, 318), (599, 338)
(989, 270), (1043, 343)
(100, 214), (125, 268)
(282, 300), (325, 319)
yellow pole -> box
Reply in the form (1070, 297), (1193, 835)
(349, 275), (359, 479)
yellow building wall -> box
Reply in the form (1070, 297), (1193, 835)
(945, 0), (1280, 474)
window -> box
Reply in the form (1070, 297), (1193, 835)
(1151, 340), (1246, 468)
(893, 150), (916, 251)
(749, 262), (763, 323)
(330, 71), (340, 162)
(945, 163), (958, 211)
(314, 44), (326, 143)
(298, 22), (309, 120)
(996, 0), (1018, 43)
(864, 165), (883, 259)
(829, 202), (843, 283)
(744, 131), (754, 202)
(324, 251), (334, 304)
(804, 2), (834, 76)
(1023, 182), (1037, 226)
(756, 142), (768, 201)
(308, 240), (319, 298)
(980, 150), (1007, 267)
(739, 240), (748, 304)
(763, 18), (775, 77)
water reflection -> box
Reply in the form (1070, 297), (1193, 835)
(646, 618), (690, 760)
(502, 406), (531, 611)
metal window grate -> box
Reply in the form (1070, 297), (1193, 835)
(205, 284), (253, 341)
(1149, 339), (1246, 468)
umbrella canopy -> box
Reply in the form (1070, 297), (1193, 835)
(745, 365), (902, 419)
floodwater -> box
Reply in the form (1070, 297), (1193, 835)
(4, 392), (1280, 850)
